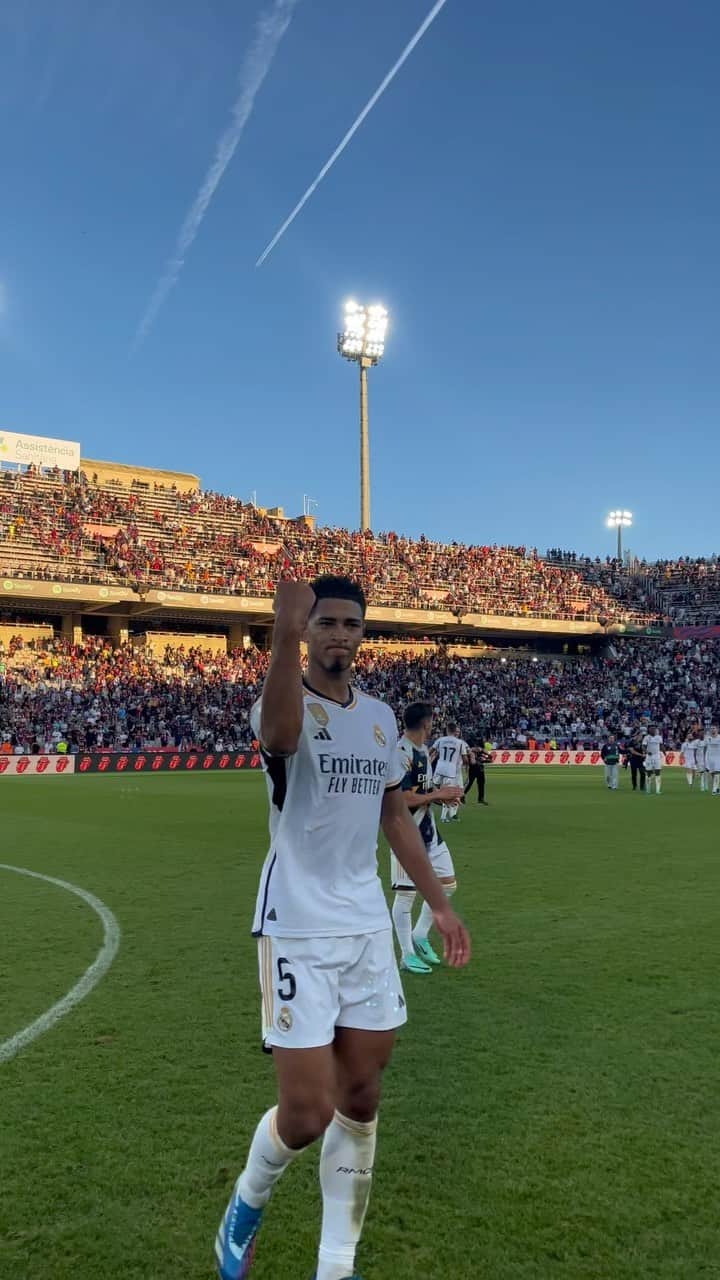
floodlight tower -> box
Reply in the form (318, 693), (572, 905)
(606, 510), (633, 561)
(337, 300), (389, 531)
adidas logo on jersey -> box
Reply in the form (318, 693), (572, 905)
(313, 727), (332, 741)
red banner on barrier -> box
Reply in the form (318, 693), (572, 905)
(489, 749), (687, 767)
(75, 751), (262, 774)
(0, 754), (75, 775)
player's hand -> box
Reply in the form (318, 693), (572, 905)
(272, 581), (316, 636)
(432, 904), (471, 968)
(435, 785), (463, 803)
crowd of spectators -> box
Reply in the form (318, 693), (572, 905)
(3, 467), (718, 624)
(0, 636), (269, 755)
(547, 549), (720, 627)
(0, 468), (650, 623)
(2, 633), (718, 755)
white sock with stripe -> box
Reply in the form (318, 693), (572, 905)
(413, 880), (456, 944)
(391, 890), (415, 957)
(317, 1111), (377, 1280)
(237, 1107), (306, 1209)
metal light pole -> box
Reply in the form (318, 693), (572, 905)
(338, 301), (389, 531)
(606, 510), (633, 561)
(358, 358), (371, 530)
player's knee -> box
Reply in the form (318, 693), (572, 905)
(340, 1075), (382, 1124)
(278, 1089), (336, 1145)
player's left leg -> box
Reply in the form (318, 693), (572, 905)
(314, 935), (405, 1280)
(686, 769), (694, 787)
(412, 840), (456, 965)
(311, 1026), (396, 1280)
(390, 857), (431, 974)
(713, 771), (720, 795)
(392, 889), (430, 974)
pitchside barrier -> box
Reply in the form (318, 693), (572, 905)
(0, 749), (693, 776)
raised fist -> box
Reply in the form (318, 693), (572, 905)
(272, 581), (316, 635)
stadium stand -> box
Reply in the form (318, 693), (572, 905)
(547, 549), (720, 627)
(0, 467), (653, 623)
(2, 455), (718, 757)
(1, 634), (717, 754)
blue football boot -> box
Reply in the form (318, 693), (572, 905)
(214, 1178), (263, 1279)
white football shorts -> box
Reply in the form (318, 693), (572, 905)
(257, 929), (407, 1050)
(390, 839), (455, 891)
(434, 773), (459, 789)
(644, 753), (662, 771)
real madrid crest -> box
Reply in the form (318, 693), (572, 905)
(307, 703), (330, 728)
(374, 724), (387, 747)
(277, 1006), (293, 1033)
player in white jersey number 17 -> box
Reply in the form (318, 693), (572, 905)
(432, 725), (470, 821)
(214, 576), (470, 1280)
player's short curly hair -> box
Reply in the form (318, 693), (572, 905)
(310, 574), (367, 616)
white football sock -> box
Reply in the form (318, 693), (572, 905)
(413, 880), (456, 944)
(686, 771), (694, 786)
(391, 890), (415, 957)
(656, 775), (662, 794)
(317, 1111), (377, 1280)
(238, 1107), (306, 1209)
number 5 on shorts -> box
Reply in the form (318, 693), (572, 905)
(277, 957), (296, 1001)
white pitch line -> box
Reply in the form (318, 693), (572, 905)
(0, 864), (121, 1065)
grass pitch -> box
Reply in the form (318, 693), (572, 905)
(1, 769), (719, 1279)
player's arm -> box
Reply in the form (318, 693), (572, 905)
(259, 581), (316, 756)
(404, 785), (462, 809)
(381, 786), (470, 967)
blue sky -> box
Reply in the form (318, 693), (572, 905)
(1, 0), (718, 560)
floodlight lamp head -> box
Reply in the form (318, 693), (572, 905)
(337, 300), (389, 365)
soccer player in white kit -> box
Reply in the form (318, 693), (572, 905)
(642, 724), (663, 794)
(389, 702), (464, 975)
(681, 735), (697, 787)
(693, 732), (708, 791)
(704, 724), (720, 794)
(215, 577), (470, 1280)
(433, 724), (470, 821)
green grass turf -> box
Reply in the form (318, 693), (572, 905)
(1, 769), (719, 1279)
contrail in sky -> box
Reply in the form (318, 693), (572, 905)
(133, 0), (299, 348)
(256, 0), (450, 266)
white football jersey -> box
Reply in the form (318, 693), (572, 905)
(691, 737), (706, 765)
(433, 735), (469, 783)
(681, 740), (696, 767)
(251, 683), (402, 938)
(642, 733), (663, 756)
(704, 734), (720, 767)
